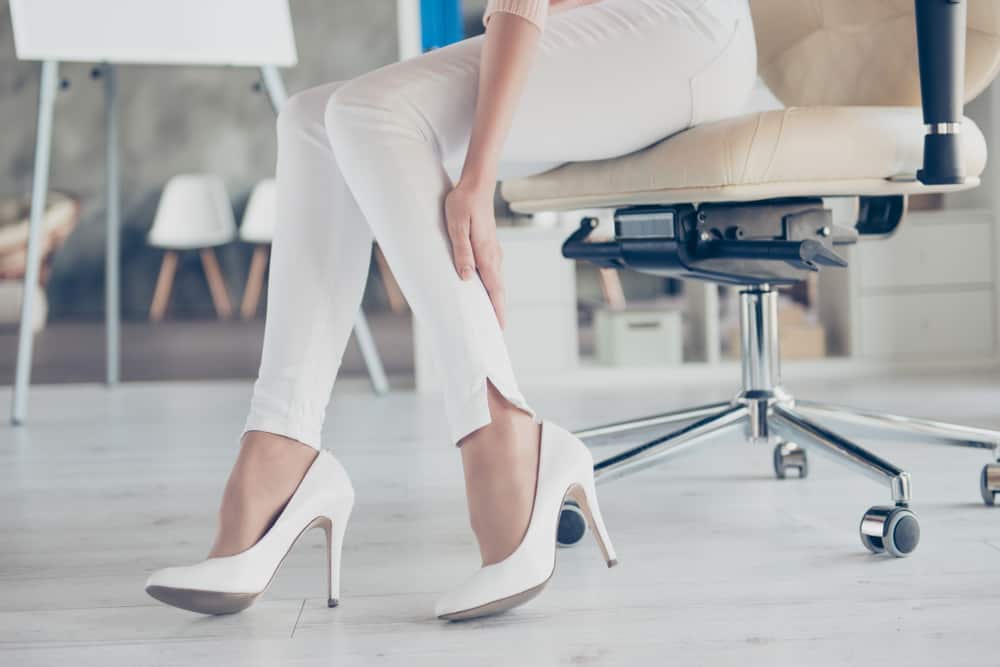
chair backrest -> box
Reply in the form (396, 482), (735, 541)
(750, 0), (1000, 107)
(148, 174), (236, 249)
(239, 179), (277, 244)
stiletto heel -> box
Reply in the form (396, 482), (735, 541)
(435, 421), (617, 621)
(566, 476), (618, 567)
(145, 450), (354, 615)
(323, 510), (350, 607)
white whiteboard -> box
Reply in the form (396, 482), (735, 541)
(9, 0), (298, 66)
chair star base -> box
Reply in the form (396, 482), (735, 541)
(558, 286), (1000, 556)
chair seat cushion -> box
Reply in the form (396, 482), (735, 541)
(501, 107), (987, 213)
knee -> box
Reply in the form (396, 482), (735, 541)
(324, 78), (424, 146)
(323, 79), (384, 138)
(276, 90), (311, 136)
(276, 88), (329, 142)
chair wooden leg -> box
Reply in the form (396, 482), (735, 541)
(374, 244), (407, 313)
(149, 250), (179, 322)
(200, 247), (233, 320)
(598, 268), (627, 310)
(240, 244), (270, 320)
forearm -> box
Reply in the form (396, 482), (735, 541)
(459, 13), (542, 188)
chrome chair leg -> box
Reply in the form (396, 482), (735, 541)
(770, 405), (911, 501)
(574, 401), (732, 443)
(793, 400), (1000, 506)
(770, 404), (919, 558)
(593, 404), (748, 484)
(556, 404), (749, 547)
(793, 399), (1000, 451)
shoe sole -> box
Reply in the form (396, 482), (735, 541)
(145, 585), (259, 615)
(436, 577), (551, 622)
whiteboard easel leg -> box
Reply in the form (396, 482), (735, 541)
(396, 0), (424, 60)
(351, 307), (390, 396)
(258, 65), (288, 116)
(104, 63), (121, 386)
(12, 60), (59, 425)
(258, 66), (390, 396)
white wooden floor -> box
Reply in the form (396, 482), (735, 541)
(2, 371), (1000, 666)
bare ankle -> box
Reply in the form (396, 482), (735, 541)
(458, 385), (542, 565)
(209, 432), (318, 558)
(240, 431), (318, 462)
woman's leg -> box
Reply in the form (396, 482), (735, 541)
(211, 81), (376, 557)
(246, 82), (375, 448)
(323, 0), (756, 563)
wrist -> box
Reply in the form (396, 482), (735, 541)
(456, 171), (498, 195)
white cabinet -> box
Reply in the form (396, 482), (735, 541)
(850, 209), (997, 361)
(830, 77), (1000, 366)
(855, 217), (993, 289)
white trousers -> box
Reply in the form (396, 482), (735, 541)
(243, 0), (757, 448)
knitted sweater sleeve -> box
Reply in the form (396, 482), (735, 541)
(483, 0), (548, 31)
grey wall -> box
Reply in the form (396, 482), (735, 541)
(0, 1), (408, 320)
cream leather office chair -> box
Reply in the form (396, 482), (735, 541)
(502, 0), (1000, 557)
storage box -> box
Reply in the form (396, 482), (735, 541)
(594, 306), (683, 366)
(781, 322), (827, 360)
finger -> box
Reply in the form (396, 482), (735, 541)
(476, 248), (506, 328)
(446, 217), (476, 280)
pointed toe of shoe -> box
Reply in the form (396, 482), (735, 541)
(434, 587), (469, 620)
(144, 566), (199, 607)
(434, 564), (551, 622)
(435, 581), (549, 622)
(144, 566), (198, 610)
(145, 566), (258, 616)
(433, 596), (455, 620)
(434, 574), (482, 620)
(145, 565), (186, 592)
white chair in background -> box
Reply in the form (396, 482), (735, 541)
(147, 173), (236, 321)
(238, 179), (276, 319)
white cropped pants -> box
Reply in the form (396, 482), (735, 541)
(243, 0), (756, 448)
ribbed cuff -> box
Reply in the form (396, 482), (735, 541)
(483, 0), (548, 31)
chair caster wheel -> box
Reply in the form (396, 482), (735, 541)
(557, 500), (587, 547)
(981, 464), (1000, 506)
(773, 442), (807, 479)
(859, 505), (920, 558)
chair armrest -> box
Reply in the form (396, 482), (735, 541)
(914, 0), (967, 185)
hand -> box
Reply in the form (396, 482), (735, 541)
(445, 180), (506, 328)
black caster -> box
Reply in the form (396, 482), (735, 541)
(773, 442), (807, 479)
(859, 505), (920, 558)
(557, 500), (587, 547)
(981, 464), (1000, 506)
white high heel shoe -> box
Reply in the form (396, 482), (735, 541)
(435, 421), (617, 621)
(145, 450), (354, 615)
